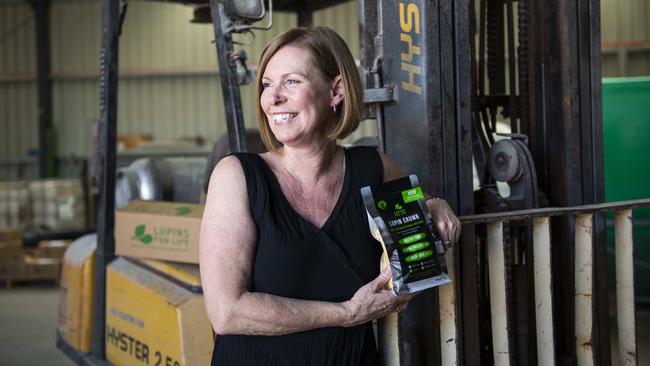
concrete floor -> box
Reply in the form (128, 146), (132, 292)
(0, 285), (74, 366)
(0, 284), (648, 365)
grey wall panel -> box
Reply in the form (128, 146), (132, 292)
(0, 82), (37, 157)
(52, 80), (97, 157)
(0, 0), (370, 163)
(601, 0), (650, 76)
(313, 1), (360, 60)
(116, 75), (225, 142)
(120, 2), (215, 70)
(0, 3), (37, 158)
(51, 1), (101, 74)
(3, 0), (650, 163)
(0, 3), (35, 75)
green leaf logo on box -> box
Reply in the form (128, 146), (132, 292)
(132, 224), (153, 244)
(175, 207), (192, 216)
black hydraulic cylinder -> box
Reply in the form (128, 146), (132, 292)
(31, 0), (55, 178)
(92, 0), (120, 360)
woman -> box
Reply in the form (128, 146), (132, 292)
(199, 26), (460, 365)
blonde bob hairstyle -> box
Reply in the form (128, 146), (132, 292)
(255, 26), (363, 152)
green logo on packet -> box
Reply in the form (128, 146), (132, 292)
(175, 207), (192, 216)
(402, 187), (424, 203)
(132, 224), (153, 245)
(377, 200), (387, 210)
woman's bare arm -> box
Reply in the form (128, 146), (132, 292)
(199, 155), (405, 336)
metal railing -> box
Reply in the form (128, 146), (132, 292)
(380, 198), (650, 366)
(460, 199), (649, 366)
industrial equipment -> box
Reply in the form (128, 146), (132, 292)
(115, 157), (208, 209)
(56, 0), (613, 365)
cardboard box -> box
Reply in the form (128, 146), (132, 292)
(24, 261), (60, 280)
(0, 228), (21, 243)
(0, 246), (27, 279)
(118, 133), (153, 149)
(33, 240), (70, 259)
(115, 201), (203, 264)
(0, 243), (60, 282)
(0, 245), (25, 264)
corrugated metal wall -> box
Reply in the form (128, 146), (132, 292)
(601, 0), (650, 76)
(3, 0), (647, 162)
(0, 2), (37, 158)
(0, 0), (370, 163)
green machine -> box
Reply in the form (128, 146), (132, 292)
(603, 77), (650, 304)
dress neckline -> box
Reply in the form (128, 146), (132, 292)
(255, 149), (351, 232)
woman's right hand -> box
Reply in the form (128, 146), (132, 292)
(342, 268), (414, 327)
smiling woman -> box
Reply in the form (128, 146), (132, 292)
(199, 26), (460, 366)
(255, 27), (363, 152)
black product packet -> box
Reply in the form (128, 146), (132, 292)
(361, 175), (451, 295)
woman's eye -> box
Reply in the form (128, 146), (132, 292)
(262, 82), (272, 88)
(286, 79), (300, 85)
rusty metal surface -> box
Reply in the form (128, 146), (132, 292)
(375, 0), (479, 364)
(614, 210), (638, 366)
(209, 0), (247, 153)
(487, 221), (512, 365)
(524, 0), (608, 360)
(574, 213), (595, 366)
(532, 217), (556, 366)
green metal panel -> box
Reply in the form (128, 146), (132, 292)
(603, 76), (650, 303)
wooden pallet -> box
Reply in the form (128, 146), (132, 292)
(0, 275), (59, 289)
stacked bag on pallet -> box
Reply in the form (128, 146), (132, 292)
(0, 182), (30, 229)
(29, 179), (86, 231)
(0, 178), (86, 231)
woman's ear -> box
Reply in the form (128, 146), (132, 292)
(330, 75), (345, 107)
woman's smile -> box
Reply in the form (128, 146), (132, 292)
(272, 112), (299, 124)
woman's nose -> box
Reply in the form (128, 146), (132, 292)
(270, 90), (286, 105)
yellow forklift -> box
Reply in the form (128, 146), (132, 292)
(57, 0), (632, 365)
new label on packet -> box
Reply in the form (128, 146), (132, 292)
(361, 175), (451, 295)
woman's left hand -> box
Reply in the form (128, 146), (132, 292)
(426, 198), (461, 250)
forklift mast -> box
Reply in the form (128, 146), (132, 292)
(92, 0), (606, 364)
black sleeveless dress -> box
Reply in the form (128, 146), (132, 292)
(211, 146), (384, 366)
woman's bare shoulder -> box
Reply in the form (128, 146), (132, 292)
(207, 155), (247, 197)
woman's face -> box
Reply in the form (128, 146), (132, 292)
(260, 45), (335, 148)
